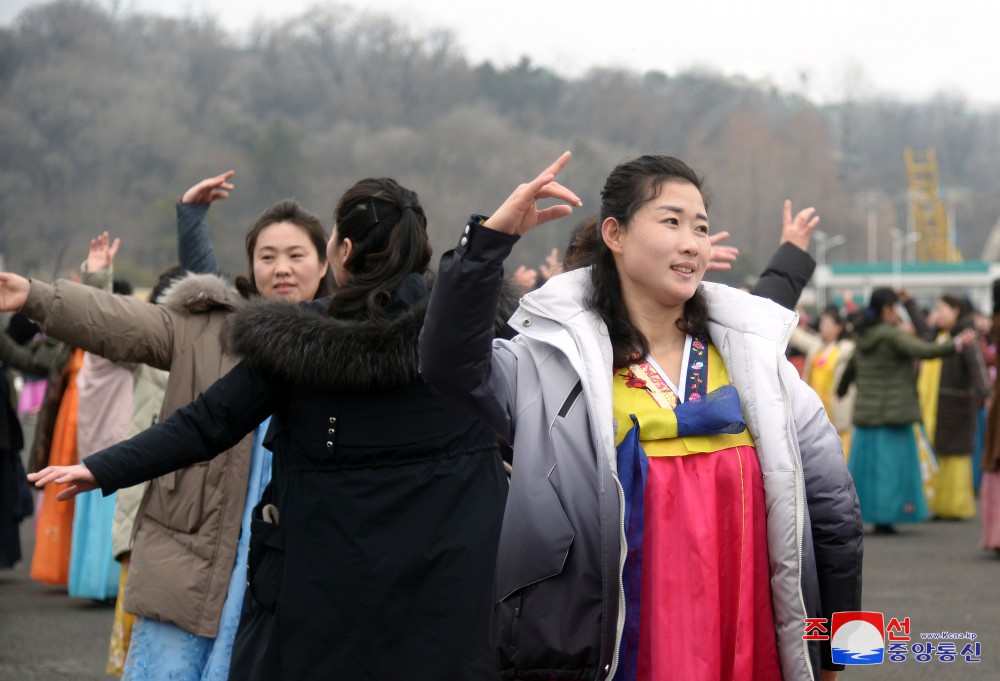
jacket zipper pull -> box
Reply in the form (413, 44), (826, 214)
(510, 592), (522, 649)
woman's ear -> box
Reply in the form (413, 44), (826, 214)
(602, 217), (624, 255)
(339, 237), (354, 267)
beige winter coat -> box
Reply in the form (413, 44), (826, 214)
(23, 273), (249, 637)
(111, 362), (169, 560)
(792, 327), (856, 433)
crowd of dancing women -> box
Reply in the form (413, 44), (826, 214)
(1, 151), (997, 681)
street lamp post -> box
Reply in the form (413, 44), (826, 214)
(890, 228), (922, 290)
(814, 229), (846, 309)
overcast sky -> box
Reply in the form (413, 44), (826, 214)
(3, 0), (999, 106)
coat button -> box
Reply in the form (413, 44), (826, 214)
(326, 441), (333, 448)
(460, 236), (468, 246)
(522, 319), (531, 327)
(464, 225), (470, 235)
(328, 428), (335, 435)
(329, 417), (337, 424)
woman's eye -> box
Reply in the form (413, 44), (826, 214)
(695, 224), (710, 234)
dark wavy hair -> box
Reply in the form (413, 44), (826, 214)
(327, 178), (431, 322)
(587, 155), (711, 368)
(562, 215), (600, 271)
(854, 287), (898, 334)
(235, 199), (335, 300)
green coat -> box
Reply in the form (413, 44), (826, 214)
(838, 321), (957, 427)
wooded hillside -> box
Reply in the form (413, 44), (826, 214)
(2, 1), (998, 286)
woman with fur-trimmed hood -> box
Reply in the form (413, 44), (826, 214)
(24, 178), (511, 680)
(0, 195), (334, 680)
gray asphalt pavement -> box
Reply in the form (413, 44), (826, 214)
(1, 498), (998, 680)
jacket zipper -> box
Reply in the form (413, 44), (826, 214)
(518, 299), (626, 680)
(775, 316), (814, 680)
(510, 592), (522, 649)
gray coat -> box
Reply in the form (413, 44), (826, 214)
(420, 223), (863, 681)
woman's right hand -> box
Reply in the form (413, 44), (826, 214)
(27, 464), (98, 501)
(484, 152), (582, 236)
(954, 327), (978, 352)
(85, 231), (121, 273)
(0, 272), (30, 312)
(181, 170), (235, 204)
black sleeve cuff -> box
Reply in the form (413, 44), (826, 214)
(456, 216), (520, 264)
(80, 458), (117, 497)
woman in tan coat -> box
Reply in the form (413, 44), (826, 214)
(0, 197), (331, 680)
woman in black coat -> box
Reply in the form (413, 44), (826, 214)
(28, 178), (509, 681)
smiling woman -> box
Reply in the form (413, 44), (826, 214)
(241, 200), (331, 302)
(0, 180), (336, 681)
(420, 152), (863, 681)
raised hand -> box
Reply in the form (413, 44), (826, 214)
(86, 231), (121, 272)
(0, 272), (31, 312)
(955, 327), (978, 352)
(27, 464), (98, 501)
(539, 247), (564, 280)
(707, 231), (738, 272)
(781, 199), (820, 252)
(484, 152), (582, 236)
(181, 170), (236, 204)
(510, 265), (539, 293)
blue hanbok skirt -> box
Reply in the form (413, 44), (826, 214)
(68, 490), (119, 600)
(122, 417), (273, 681)
(849, 424), (929, 525)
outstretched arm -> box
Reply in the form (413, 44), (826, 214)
(890, 325), (975, 359)
(17, 277), (177, 369)
(29, 360), (279, 499)
(0, 330), (59, 376)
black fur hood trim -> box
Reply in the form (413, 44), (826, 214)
(227, 298), (425, 392)
(226, 279), (521, 393)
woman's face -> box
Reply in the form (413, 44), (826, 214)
(608, 180), (710, 312)
(933, 299), (960, 331)
(252, 222), (328, 303)
(819, 314), (843, 344)
(880, 303), (902, 325)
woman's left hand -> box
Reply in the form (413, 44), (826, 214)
(484, 151), (582, 236)
(27, 464), (98, 501)
(707, 231), (738, 271)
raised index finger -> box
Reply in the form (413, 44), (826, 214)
(528, 151), (573, 194)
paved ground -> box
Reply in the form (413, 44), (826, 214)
(0, 520), (112, 680)
(1, 500), (998, 679)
